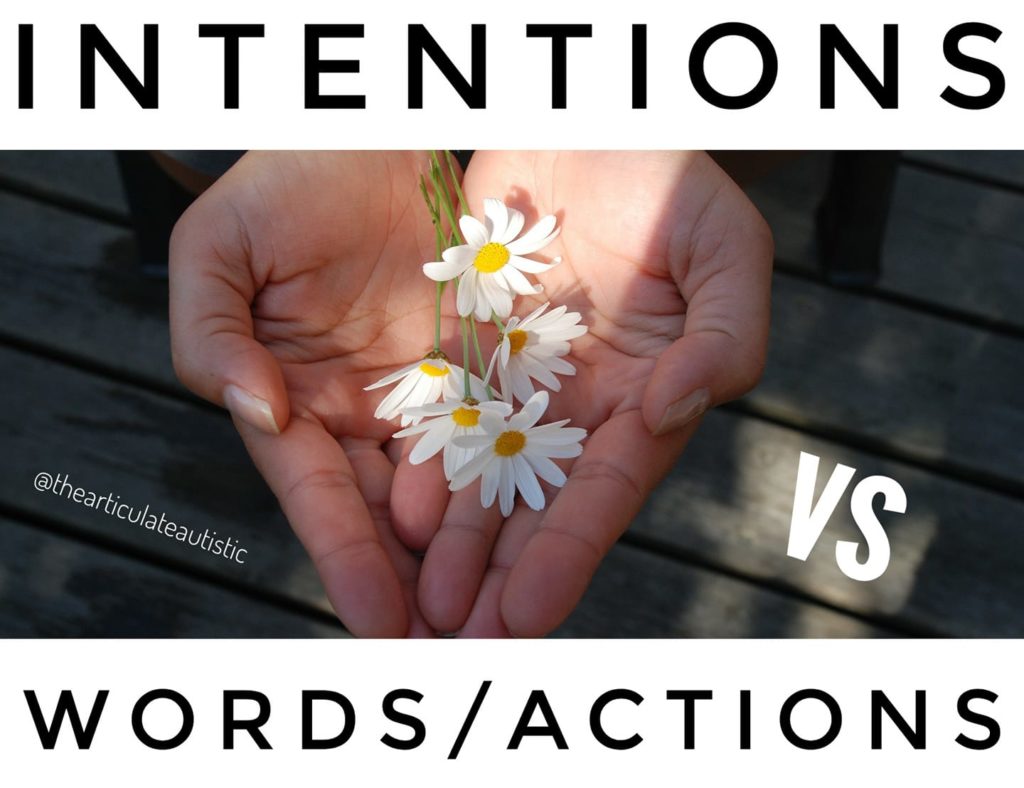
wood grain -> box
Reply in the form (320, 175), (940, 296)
(0, 514), (343, 638)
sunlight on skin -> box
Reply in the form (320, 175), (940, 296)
(169, 150), (772, 638)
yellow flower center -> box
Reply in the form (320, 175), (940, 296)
(473, 242), (510, 273)
(494, 430), (526, 457)
(507, 329), (528, 354)
(418, 362), (449, 378)
(451, 407), (480, 427)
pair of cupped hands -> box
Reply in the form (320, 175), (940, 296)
(168, 151), (773, 637)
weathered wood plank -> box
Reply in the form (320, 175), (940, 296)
(0, 189), (172, 385)
(0, 151), (128, 218)
(755, 275), (1024, 489)
(904, 151), (1024, 189)
(0, 344), (871, 637)
(0, 515), (343, 638)
(747, 153), (1024, 331)
(4, 148), (1023, 332)
(633, 408), (1024, 637)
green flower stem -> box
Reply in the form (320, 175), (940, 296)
(419, 175), (446, 352)
(491, 313), (507, 334)
(468, 317), (493, 400)
(430, 151), (465, 245)
(444, 150), (470, 217)
(460, 316), (472, 398)
(434, 282), (443, 353)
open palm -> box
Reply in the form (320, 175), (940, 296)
(170, 151), (479, 637)
(168, 150), (772, 638)
(413, 151), (773, 636)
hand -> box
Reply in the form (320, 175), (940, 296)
(169, 151), (468, 637)
(414, 151), (773, 637)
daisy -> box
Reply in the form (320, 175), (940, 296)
(393, 398), (514, 480)
(448, 391), (586, 516)
(422, 198), (562, 322)
(364, 354), (485, 427)
(486, 302), (587, 404)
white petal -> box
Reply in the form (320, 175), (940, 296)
(442, 366), (465, 400)
(478, 410), (508, 434)
(525, 304), (568, 328)
(526, 427), (588, 446)
(545, 356), (577, 376)
(510, 362), (536, 404)
(477, 400), (514, 417)
(500, 264), (543, 296)
(468, 374), (490, 402)
(498, 458), (515, 517)
(512, 454), (546, 511)
(442, 244), (476, 265)
(473, 295), (492, 322)
(363, 361), (418, 391)
(373, 369), (422, 419)
(409, 421), (454, 464)
(523, 451), (567, 487)
(392, 420), (434, 439)
(499, 335), (512, 368)
(531, 442), (584, 459)
(405, 371), (437, 409)
(456, 268), (478, 317)
(483, 198), (509, 242)
(444, 437), (479, 481)
(403, 400), (459, 418)
(423, 258), (470, 282)
(497, 364), (513, 404)
(449, 448), (496, 491)
(517, 301), (551, 328)
(452, 434), (496, 450)
(480, 460), (501, 508)
(459, 214), (490, 248)
(506, 215), (559, 255)
(528, 419), (571, 432)
(498, 207), (525, 245)
(484, 346), (501, 387)
(480, 273), (513, 320)
(509, 390), (549, 431)
(507, 254), (559, 275)
(520, 355), (562, 391)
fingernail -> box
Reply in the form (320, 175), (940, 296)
(223, 384), (280, 435)
(654, 388), (710, 436)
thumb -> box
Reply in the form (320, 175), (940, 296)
(642, 199), (773, 436)
(168, 197), (289, 435)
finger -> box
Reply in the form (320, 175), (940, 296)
(457, 570), (511, 637)
(458, 505), (544, 638)
(169, 191), (289, 435)
(389, 435), (451, 552)
(236, 414), (407, 637)
(418, 484), (505, 633)
(500, 410), (696, 638)
(642, 161), (774, 436)
(342, 437), (435, 638)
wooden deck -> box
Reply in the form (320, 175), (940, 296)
(1, 151), (1021, 638)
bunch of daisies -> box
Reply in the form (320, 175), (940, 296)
(364, 151), (588, 517)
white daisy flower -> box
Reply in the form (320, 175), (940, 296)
(422, 198), (561, 322)
(486, 302), (588, 404)
(393, 398), (514, 480)
(448, 391), (586, 516)
(364, 355), (485, 427)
